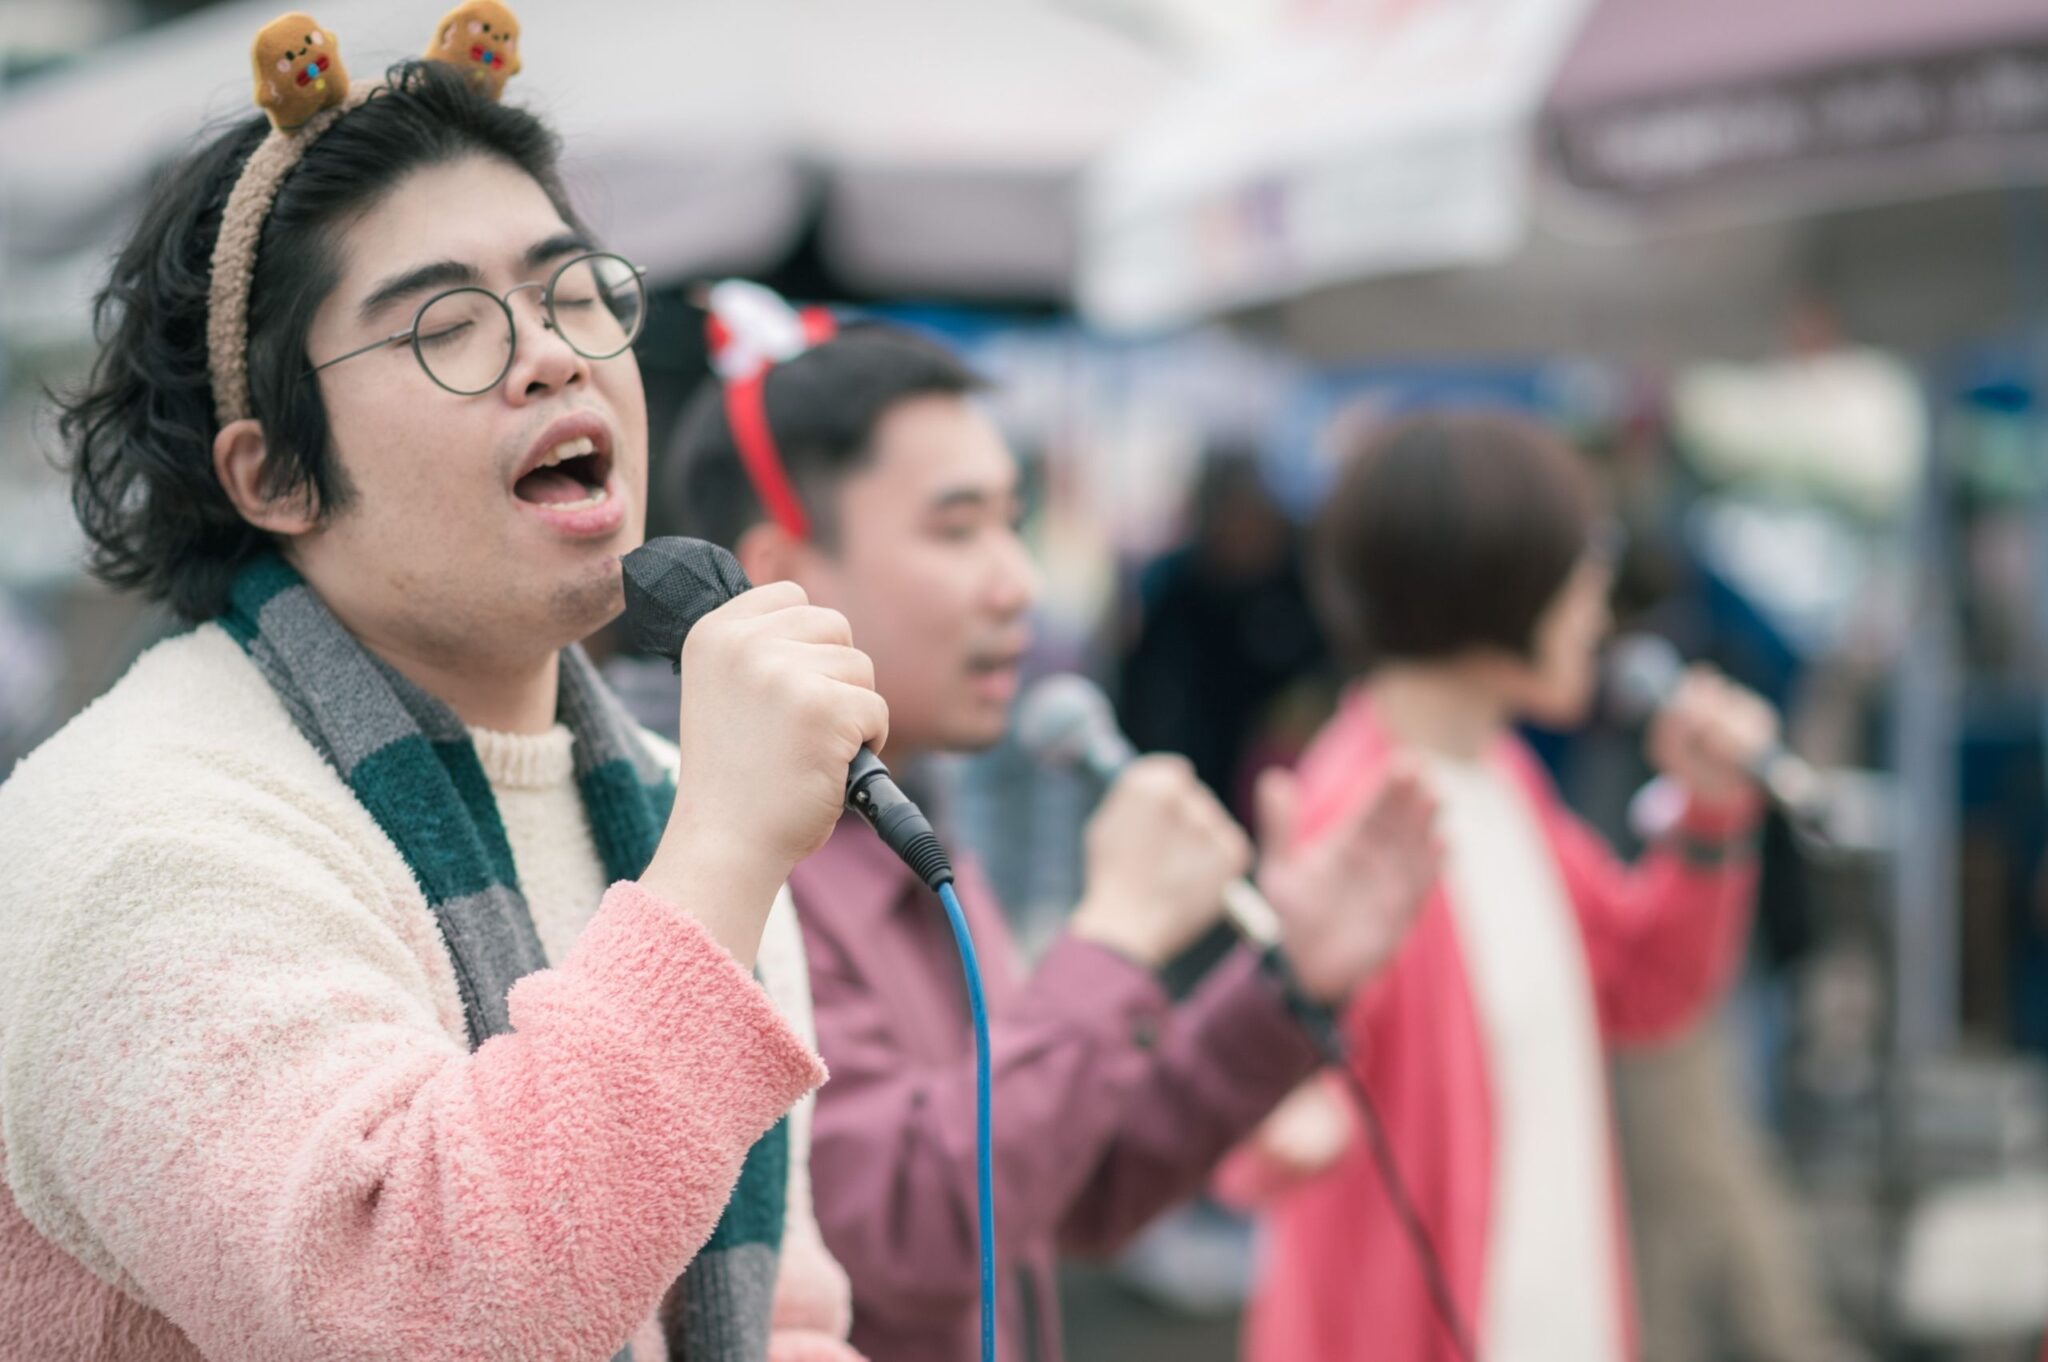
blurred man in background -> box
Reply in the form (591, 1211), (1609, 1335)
(1118, 450), (1332, 819)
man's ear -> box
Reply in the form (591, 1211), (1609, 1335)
(733, 519), (819, 590)
(212, 418), (319, 536)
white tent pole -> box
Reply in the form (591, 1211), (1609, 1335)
(1891, 378), (1961, 1062)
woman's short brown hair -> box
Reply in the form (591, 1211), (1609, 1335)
(1311, 409), (1598, 672)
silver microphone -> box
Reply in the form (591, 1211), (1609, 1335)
(1015, 674), (1283, 949)
(1605, 633), (1827, 830)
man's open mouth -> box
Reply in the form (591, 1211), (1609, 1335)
(514, 435), (613, 509)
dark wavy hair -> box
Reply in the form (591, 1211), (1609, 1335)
(659, 324), (985, 552)
(56, 59), (584, 621)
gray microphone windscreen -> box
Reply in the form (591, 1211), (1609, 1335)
(1015, 674), (1122, 773)
(1606, 632), (1684, 723)
(620, 537), (753, 663)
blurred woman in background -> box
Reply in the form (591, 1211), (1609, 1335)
(1219, 410), (1779, 1362)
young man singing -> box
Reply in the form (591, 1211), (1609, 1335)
(1, 36), (874, 1362)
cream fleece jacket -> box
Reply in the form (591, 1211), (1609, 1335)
(0, 624), (855, 1362)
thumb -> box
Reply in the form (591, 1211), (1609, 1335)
(716, 579), (809, 620)
(1254, 765), (1300, 857)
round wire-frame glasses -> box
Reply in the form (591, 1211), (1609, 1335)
(307, 251), (647, 396)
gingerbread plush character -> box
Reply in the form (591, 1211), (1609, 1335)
(427, 2), (523, 100)
(251, 12), (348, 130)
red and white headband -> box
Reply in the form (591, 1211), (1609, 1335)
(702, 279), (837, 542)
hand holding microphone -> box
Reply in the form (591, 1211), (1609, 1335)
(1021, 677), (1255, 969)
(1648, 668), (1780, 808)
(1069, 754), (1253, 969)
(624, 538), (957, 954)
(1022, 678), (1465, 1359)
(664, 578), (888, 872)
(1608, 633), (1812, 819)
(1020, 676), (1439, 1005)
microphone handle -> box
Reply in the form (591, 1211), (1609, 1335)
(846, 748), (954, 891)
(1223, 879), (1283, 950)
(1751, 745), (1842, 854)
(1754, 745), (1820, 815)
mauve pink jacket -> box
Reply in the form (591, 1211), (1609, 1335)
(1217, 692), (1760, 1362)
(791, 815), (1322, 1362)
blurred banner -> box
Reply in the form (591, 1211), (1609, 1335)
(1078, 0), (2048, 335)
(1547, 0), (2048, 221)
(1079, 0), (1594, 331)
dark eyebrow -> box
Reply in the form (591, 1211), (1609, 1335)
(358, 259), (479, 324)
(356, 233), (592, 325)
(525, 231), (592, 270)
(927, 486), (1021, 517)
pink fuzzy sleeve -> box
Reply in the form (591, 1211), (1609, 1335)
(8, 821), (822, 1362)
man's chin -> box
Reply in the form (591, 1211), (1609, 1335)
(933, 711), (1013, 757)
(540, 558), (629, 644)
(1522, 685), (1595, 731)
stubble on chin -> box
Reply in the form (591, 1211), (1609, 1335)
(549, 555), (629, 639)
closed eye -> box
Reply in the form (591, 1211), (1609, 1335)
(417, 320), (474, 349)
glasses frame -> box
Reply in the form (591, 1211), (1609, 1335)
(306, 250), (648, 396)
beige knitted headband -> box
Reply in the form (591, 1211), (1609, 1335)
(205, 3), (525, 428)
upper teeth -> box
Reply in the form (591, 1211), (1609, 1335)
(538, 436), (596, 468)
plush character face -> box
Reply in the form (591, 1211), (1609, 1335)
(427, 2), (523, 99)
(250, 12), (348, 130)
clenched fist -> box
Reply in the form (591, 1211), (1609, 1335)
(642, 581), (887, 963)
(1070, 755), (1252, 969)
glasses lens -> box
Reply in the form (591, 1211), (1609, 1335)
(415, 288), (514, 394)
(550, 254), (644, 359)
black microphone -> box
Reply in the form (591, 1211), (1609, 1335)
(1605, 632), (1831, 841)
(619, 536), (953, 891)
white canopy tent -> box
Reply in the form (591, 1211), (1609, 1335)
(1078, 0), (2048, 350)
(0, 0), (1177, 344)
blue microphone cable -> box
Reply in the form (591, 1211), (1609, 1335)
(841, 769), (996, 1362)
(936, 879), (996, 1362)
(844, 788), (996, 1362)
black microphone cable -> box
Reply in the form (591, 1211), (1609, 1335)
(1254, 952), (1479, 1362)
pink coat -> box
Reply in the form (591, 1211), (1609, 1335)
(1217, 692), (1760, 1362)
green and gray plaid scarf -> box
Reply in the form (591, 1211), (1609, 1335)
(220, 553), (786, 1361)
